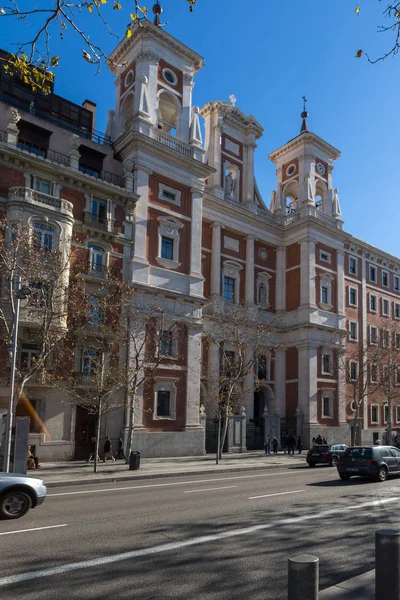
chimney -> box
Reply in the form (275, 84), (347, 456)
(82, 99), (97, 131)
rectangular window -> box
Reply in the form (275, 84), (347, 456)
(322, 354), (331, 374)
(322, 395), (332, 418)
(161, 237), (174, 261)
(258, 355), (270, 380)
(395, 304), (400, 319)
(371, 363), (378, 383)
(321, 286), (329, 305)
(319, 250), (331, 264)
(370, 294), (377, 312)
(396, 334), (400, 349)
(223, 276), (235, 303)
(18, 139), (46, 158)
(397, 406), (400, 423)
(370, 326), (378, 344)
(224, 350), (236, 376)
(82, 349), (98, 376)
(382, 298), (389, 316)
(349, 257), (357, 275)
(157, 390), (171, 417)
(382, 270), (389, 287)
(371, 405), (378, 424)
(384, 404), (389, 423)
(350, 361), (358, 381)
(397, 370), (400, 386)
(349, 321), (358, 341)
(382, 329), (390, 348)
(383, 366), (389, 384)
(88, 297), (100, 325)
(33, 222), (54, 251)
(349, 287), (357, 306)
(162, 190), (176, 202)
(395, 276), (400, 292)
(91, 198), (108, 224)
(160, 330), (173, 357)
(369, 265), (377, 283)
(20, 347), (40, 371)
(33, 177), (52, 195)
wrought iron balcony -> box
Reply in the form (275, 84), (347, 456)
(84, 211), (116, 233)
(8, 186), (73, 216)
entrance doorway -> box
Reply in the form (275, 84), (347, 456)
(74, 406), (97, 459)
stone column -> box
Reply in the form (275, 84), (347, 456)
(337, 250), (345, 315)
(298, 343), (318, 443)
(186, 327), (202, 427)
(275, 246), (287, 312)
(245, 235), (255, 305)
(190, 188), (204, 297)
(123, 158), (135, 193)
(68, 134), (81, 171)
(243, 141), (256, 206)
(300, 239), (316, 307)
(132, 164), (151, 284)
(210, 223), (222, 296)
(274, 349), (286, 418)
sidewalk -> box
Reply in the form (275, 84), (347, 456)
(36, 451), (306, 488)
(320, 570), (374, 599)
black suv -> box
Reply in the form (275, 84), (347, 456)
(306, 444), (348, 467)
(337, 446), (400, 482)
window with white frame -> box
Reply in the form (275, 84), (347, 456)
(32, 222), (55, 251)
(383, 366), (389, 384)
(158, 183), (181, 207)
(320, 273), (333, 308)
(382, 270), (389, 288)
(382, 329), (390, 348)
(319, 249), (331, 264)
(395, 303), (400, 319)
(349, 321), (358, 341)
(382, 298), (390, 316)
(349, 287), (358, 307)
(321, 390), (333, 418)
(384, 403), (389, 423)
(370, 326), (378, 345)
(19, 346), (39, 371)
(350, 361), (358, 381)
(257, 354), (271, 380)
(30, 175), (53, 196)
(397, 406), (400, 423)
(371, 405), (379, 424)
(88, 243), (107, 275)
(349, 256), (358, 276)
(370, 363), (378, 383)
(222, 261), (243, 305)
(81, 349), (99, 376)
(322, 352), (331, 375)
(154, 378), (177, 419)
(395, 276), (400, 292)
(159, 328), (178, 359)
(88, 297), (103, 326)
(369, 294), (377, 312)
(369, 265), (377, 283)
(257, 273), (271, 308)
(156, 217), (183, 269)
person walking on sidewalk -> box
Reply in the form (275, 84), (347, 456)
(115, 438), (126, 461)
(272, 436), (278, 454)
(297, 435), (303, 454)
(103, 436), (115, 462)
(265, 435), (271, 454)
(88, 437), (100, 463)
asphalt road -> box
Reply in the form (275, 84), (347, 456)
(1, 463), (400, 600)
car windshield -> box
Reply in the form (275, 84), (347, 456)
(346, 448), (372, 459)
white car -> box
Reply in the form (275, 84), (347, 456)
(0, 473), (47, 520)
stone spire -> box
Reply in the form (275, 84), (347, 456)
(300, 95), (309, 133)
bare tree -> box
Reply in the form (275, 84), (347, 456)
(355, 1), (400, 63)
(204, 306), (276, 464)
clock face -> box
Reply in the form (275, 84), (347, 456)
(317, 162), (326, 175)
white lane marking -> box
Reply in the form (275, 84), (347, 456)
(47, 471), (295, 497)
(183, 486), (237, 494)
(0, 524), (67, 536)
(248, 490), (304, 500)
(0, 495), (398, 587)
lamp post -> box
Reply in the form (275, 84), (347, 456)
(387, 360), (398, 446)
(3, 276), (31, 473)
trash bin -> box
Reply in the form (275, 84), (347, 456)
(129, 451), (140, 471)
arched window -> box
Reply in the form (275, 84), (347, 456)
(283, 180), (299, 214)
(119, 93), (134, 133)
(32, 222), (55, 251)
(157, 91), (180, 137)
(285, 197), (297, 214)
(315, 180), (327, 212)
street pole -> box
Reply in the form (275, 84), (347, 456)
(388, 360), (393, 446)
(3, 275), (21, 473)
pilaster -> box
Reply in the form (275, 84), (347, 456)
(274, 349), (286, 417)
(186, 327), (202, 427)
(210, 222), (223, 296)
(300, 238), (316, 307)
(275, 246), (287, 312)
(245, 236), (255, 304)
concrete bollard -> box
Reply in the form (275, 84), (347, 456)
(376, 530), (400, 600)
(288, 554), (319, 600)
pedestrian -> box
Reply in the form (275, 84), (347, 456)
(297, 435), (303, 454)
(312, 436), (316, 445)
(115, 438), (126, 461)
(272, 436), (278, 454)
(284, 434), (289, 454)
(374, 438), (382, 446)
(316, 434), (322, 445)
(27, 446), (40, 469)
(88, 437), (100, 462)
(290, 434), (296, 455)
(322, 436), (327, 445)
(103, 436), (115, 462)
(264, 435), (271, 455)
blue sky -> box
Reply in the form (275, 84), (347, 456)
(2, 1), (398, 255)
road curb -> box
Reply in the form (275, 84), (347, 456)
(44, 462), (305, 488)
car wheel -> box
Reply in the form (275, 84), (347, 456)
(339, 473), (350, 481)
(377, 467), (388, 482)
(0, 490), (32, 520)
(308, 463), (315, 467)
(331, 456), (338, 467)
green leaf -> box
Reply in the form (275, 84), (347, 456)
(126, 28), (132, 38)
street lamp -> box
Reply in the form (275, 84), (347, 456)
(387, 360), (398, 446)
(3, 276), (31, 473)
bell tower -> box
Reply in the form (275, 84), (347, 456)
(268, 102), (343, 227)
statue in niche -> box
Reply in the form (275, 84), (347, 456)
(224, 171), (236, 198)
(259, 282), (267, 306)
(304, 171), (315, 201)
